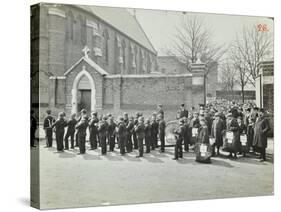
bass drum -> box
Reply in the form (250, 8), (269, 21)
(194, 143), (212, 163)
(165, 120), (178, 145)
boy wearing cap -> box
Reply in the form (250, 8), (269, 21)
(173, 118), (185, 160)
(108, 116), (117, 152)
(116, 117), (127, 155)
(75, 115), (88, 154)
(98, 116), (108, 155)
(144, 119), (152, 153)
(52, 112), (67, 152)
(126, 117), (134, 153)
(88, 112), (99, 150)
(158, 114), (166, 153)
(150, 114), (159, 150)
(43, 110), (55, 148)
(135, 117), (145, 157)
(64, 113), (77, 150)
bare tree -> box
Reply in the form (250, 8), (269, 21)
(219, 61), (237, 98)
(233, 24), (273, 86)
(228, 45), (251, 103)
(167, 14), (226, 75)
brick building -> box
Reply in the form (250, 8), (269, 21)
(31, 3), (207, 121)
(158, 56), (218, 98)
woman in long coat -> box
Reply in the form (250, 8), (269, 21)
(253, 109), (270, 161)
(224, 113), (241, 159)
(211, 112), (224, 156)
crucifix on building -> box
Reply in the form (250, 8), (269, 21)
(82, 46), (90, 58)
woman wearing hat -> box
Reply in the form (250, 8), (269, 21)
(194, 118), (212, 163)
(224, 113), (241, 159)
(211, 112), (225, 156)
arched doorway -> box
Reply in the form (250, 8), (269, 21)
(71, 67), (96, 114)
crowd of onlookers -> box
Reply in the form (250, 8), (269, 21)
(30, 100), (271, 163)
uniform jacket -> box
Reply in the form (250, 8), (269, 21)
(66, 119), (77, 133)
(107, 122), (117, 137)
(117, 122), (127, 139)
(253, 116), (270, 148)
(126, 122), (134, 135)
(158, 120), (166, 136)
(178, 109), (189, 119)
(52, 118), (67, 134)
(88, 117), (99, 134)
(75, 119), (88, 136)
(135, 123), (145, 139)
(98, 121), (108, 139)
(43, 115), (55, 129)
(150, 120), (159, 136)
(144, 123), (152, 138)
(174, 124), (185, 143)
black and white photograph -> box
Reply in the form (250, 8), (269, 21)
(30, 2), (274, 210)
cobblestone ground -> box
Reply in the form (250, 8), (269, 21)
(32, 138), (274, 209)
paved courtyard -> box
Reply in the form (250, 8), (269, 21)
(33, 139), (274, 209)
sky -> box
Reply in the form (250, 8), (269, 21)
(128, 8), (274, 56)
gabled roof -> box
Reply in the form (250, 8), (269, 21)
(75, 5), (157, 55)
(64, 56), (109, 76)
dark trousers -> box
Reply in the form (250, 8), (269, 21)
(133, 132), (138, 149)
(45, 128), (53, 147)
(260, 147), (266, 160)
(31, 129), (36, 147)
(78, 133), (86, 154)
(100, 136), (107, 155)
(119, 136), (126, 155)
(64, 131), (75, 149)
(137, 137), (144, 157)
(159, 133), (165, 152)
(56, 132), (64, 151)
(184, 137), (189, 152)
(109, 135), (115, 151)
(145, 136), (151, 153)
(151, 134), (157, 150)
(75, 133), (79, 147)
(174, 140), (183, 159)
(89, 132), (98, 149)
(126, 134), (133, 152)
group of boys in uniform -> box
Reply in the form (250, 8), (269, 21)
(42, 105), (166, 158)
(39, 101), (270, 162)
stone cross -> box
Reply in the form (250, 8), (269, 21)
(82, 46), (90, 58)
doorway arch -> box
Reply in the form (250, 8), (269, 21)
(71, 67), (96, 114)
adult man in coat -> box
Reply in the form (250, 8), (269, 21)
(253, 108), (270, 162)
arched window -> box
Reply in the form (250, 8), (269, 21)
(122, 39), (126, 70)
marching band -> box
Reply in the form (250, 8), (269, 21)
(31, 101), (270, 163)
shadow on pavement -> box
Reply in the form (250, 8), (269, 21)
(58, 151), (76, 158)
(211, 158), (234, 168)
(142, 155), (164, 163)
(82, 153), (102, 160)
